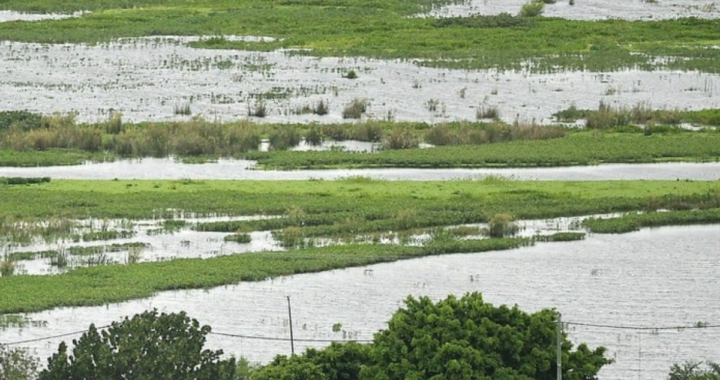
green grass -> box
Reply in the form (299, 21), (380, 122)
(0, 238), (530, 314)
(1, 179), (718, 312)
(245, 132), (720, 169)
(2, 116), (720, 168)
(584, 208), (720, 234)
(0, 0), (719, 72)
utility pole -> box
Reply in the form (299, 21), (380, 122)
(287, 296), (295, 355)
(557, 312), (562, 380)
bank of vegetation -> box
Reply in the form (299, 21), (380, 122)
(1, 110), (720, 168)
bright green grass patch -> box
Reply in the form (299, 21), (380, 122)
(0, 1), (719, 72)
(0, 149), (114, 167)
(584, 208), (720, 234)
(245, 132), (720, 169)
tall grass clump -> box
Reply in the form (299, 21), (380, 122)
(476, 105), (500, 120)
(519, 1), (545, 17)
(383, 126), (418, 150)
(342, 99), (368, 119)
(486, 213), (518, 238)
(353, 121), (383, 142)
(173, 103), (192, 116)
(249, 101), (268, 118)
(268, 128), (301, 151)
(305, 126), (323, 146)
(0, 256), (15, 277)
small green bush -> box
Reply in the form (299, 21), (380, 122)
(519, 1), (545, 17)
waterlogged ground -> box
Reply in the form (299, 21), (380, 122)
(2, 159), (720, 181)
(1, 36), (719, 125)
(429, 0), (720, 19)
(2, 225), (719, 380)
(6, 213), (605, 275)
(5, 215), (280, 275)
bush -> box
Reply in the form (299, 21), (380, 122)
(487, 213), (518, 238)
(519, 1), (545, 17)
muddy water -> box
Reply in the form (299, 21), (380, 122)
(1, 37), (719, 125)
(2, 225), (718, 380)
(1, 159), (719, 180)
(429, 0), (720, 20)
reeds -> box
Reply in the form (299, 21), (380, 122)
(342, 99), (368, 119)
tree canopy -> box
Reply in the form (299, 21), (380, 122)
(39, 309), (236, 380)
(254, 292), (612, 380)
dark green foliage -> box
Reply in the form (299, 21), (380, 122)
(0, 111), (43, 131)
(224, 233), (252, 243)
(305, 126), (323, 146)
(362, 293), (610, 380)
(258, 293), (610, 380)
(0, 177), (51, 185)
(668, 361), (720, 380)
(534, 232), (586, 242)
(433, 13), (534, 28)
(269, 128), (302, 151)
(0, 344), (39, 380)
(39, 310), (236, 380)
(252, 342), (372, 380)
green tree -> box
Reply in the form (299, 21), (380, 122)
(361, 293), (611, 380)
(668, 361), (720, 380)
(251, 342), (371, 380)
(0, 344), (39, 380)
(39, 310), (236, 380)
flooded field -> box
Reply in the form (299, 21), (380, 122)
(4, 215), (280, 275)
(1, 159), (720, 181)
(2, 225), (719, 380)
(1, 36), (719, 125)
(429, 0), (720, 20)
(4, 212), (610, 276)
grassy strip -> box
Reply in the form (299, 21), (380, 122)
(0, 2), (719, 72)
(245, 132), (720, 169)
(0, 149), (114, 167)
(534, 232), (586, 242)
(584, 208), (720, 234)
(2, 179), (719, 220)
(0, 238), (529, 314)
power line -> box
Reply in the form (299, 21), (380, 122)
(566, 321), (720, 331)
(4, 320), (718, 347)
(4, 325), (110, 346)
(209, 331), (373, 343)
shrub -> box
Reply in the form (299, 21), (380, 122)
(519, 1), (545, 17)
(487, 213), (518, 238)
(383, 126), (418, 150)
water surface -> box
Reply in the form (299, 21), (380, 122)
(2, 225), (719, 380)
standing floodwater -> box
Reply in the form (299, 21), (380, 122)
(2, 225), (719, 380)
